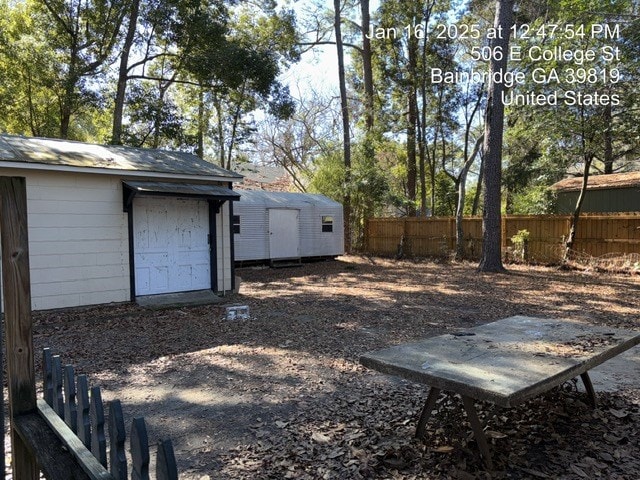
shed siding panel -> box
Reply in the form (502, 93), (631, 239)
(234, 203), (269, 261)
(557, 187), (640, 213)
(215, 202), (234, 291)
(0, 169), (129, 310)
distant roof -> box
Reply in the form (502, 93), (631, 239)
(0, 134), (242, 180)
(551, 171), (640, 192)
(236, 189), (341, 207)
(231, 162), (292, 191)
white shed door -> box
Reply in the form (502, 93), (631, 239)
(268, 209), (300, 259)
(133, 196), (210, 295)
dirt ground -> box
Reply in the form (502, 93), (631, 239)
(26, 256), (640, 479)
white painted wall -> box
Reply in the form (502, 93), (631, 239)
(1, 169), (130, 310)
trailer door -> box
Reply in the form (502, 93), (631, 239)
(268, 209), (300, 260)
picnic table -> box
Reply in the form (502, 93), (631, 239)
(360, 315), (640, 468)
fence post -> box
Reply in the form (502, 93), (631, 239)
(63, 364), (78, 433)
(77, 374), (91, 448)
(0, 176), (38, 479)
(131, 417), (150, 480)
(43, 347), (54, 407)
(157, 440), (178, 480)
(90, 386), (108, 467)
(109, 400), (128, 480)
(52, 355), (64, 417)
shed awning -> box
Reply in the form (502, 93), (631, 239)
(123, 180), (240, 209)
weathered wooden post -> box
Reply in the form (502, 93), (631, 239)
(0, 176), (38, 479)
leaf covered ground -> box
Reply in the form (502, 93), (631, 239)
(29, 256), (640, 479)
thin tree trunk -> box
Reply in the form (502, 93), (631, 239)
(565, 156), (593, 260)
(478, 0), (514, 273)
(418, 2), (435, 217)
(213, 94), (226, 166)
(603, 103), (613, 174)
(455, 84), (484, 259)
(111, 0), (140, 145)
(196, 87), (205, 158)
(456, 135), (484, 260)
(226, 82), (248, 170)
(472, 152), (484, 215)
(360, 0), (374, 132)
(406, 32), (418, 217)
(334, 0), (352, 252)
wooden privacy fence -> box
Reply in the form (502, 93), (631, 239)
(14, 348), (179, 480)
(365, 214), (640, 263)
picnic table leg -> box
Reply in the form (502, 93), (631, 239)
(415, 387), (441, 439)
(461, 396), (494, 470)
(580, 372), (597, 408)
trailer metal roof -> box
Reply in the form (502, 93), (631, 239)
(236, 189), (341, 206)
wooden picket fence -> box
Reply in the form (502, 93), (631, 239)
(37, 348), (178, 479)
(365, 213), (640, 264)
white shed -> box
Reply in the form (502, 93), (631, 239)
(0, 134), (242, 310)
(233, 190), (344, 263)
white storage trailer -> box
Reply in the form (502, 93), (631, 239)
(233, 190), (344, 263)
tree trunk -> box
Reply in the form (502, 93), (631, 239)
(213, 94), (226, 166)
(360, 0), (374, 132)
(456, 135), (484, 260)
(603, 102), (613, 174)
(226, 82), (248, 170)
(334, 0), (352, 252)
(406, 32), (418, 217)
(418, 6), (432, 217)
(478, 0), (514, 273)
(111, 0), (140, 145)
(564, 155), (593, 260)
(472, 152), (484, 216)
(196, 86), (205, 159)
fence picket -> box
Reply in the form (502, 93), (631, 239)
(52, 355), (64, 418)
(131, 417), (150, 480)
(90, 386), (108, 468)
(43, 348), (54, 407)
(156, 439), (178, 480)
(76, 374), (91, 449)
(109, 400), (128, 480)
(39, 349), (179, 479)
(63, 364), (78, 433)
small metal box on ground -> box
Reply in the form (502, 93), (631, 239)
(225, 305), (250, 320)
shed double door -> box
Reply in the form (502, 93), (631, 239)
(133, 196), (210, 295)
(268, 208), (300, 259)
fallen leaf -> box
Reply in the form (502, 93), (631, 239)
(433, 446), (455, 453)
(519, 468), (549, 478)
(570, 464), (589, 478)
(311, 432), (331, 444)
(609, 409), (629, 419)
(327, 449), (344, 459)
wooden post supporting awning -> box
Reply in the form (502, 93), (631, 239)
(0, 176), (38, 479)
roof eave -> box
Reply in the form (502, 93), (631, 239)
(0, 160), (243, 183)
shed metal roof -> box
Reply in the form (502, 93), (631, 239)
(551, 171), (640, 192)
(0, 134), (242, 180)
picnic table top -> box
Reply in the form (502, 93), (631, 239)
(360, 316), (640, 407)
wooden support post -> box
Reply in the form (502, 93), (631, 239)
(0, 176), (38, 479)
